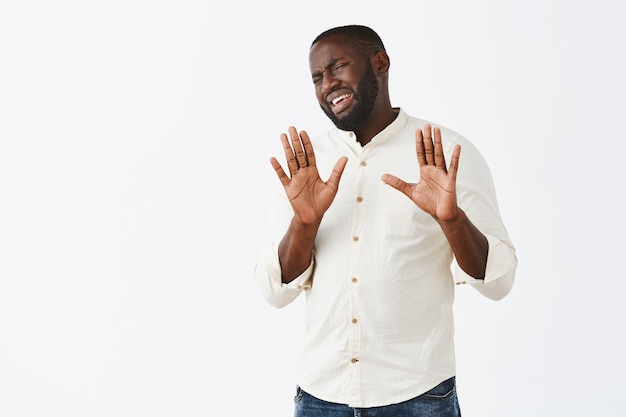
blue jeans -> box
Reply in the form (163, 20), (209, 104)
(293, 377), (461, 417)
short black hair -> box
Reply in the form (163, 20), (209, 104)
(311, 25), (386, 55)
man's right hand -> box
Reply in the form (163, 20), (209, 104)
(270, 126), (348, 225)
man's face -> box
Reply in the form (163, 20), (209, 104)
(309, 36), (379, 132)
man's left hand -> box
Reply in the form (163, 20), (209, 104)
(382, 124), (461, 223)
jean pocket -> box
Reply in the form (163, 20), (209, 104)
(421, 377), (457, 400)
(293, 385), (304, 403)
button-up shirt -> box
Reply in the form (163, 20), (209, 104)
(254, 109), (517, 408)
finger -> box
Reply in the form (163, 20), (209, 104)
(326, 156), (348, 191)
(381, 173), (414, 199)
(299, 130), (317, 168)
(422, 124), (435, 165)
(433, 127), (446, 170)
(448, 144), (461, 182)
(270, 156), (291, 187)
(415, 129), (427, 166)
(288, 126), (308, 168)
(279, 132), (298, 176)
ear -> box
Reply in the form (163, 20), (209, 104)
(372, 50), (390, 75)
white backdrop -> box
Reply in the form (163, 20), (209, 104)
(1, 0), (625, 416)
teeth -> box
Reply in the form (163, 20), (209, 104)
(332, 94), (351, 106)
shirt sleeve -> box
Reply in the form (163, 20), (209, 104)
(448, 132), (518, 300)
(454, 233), (517, 300)
(253, 180), (311, 308)
(254, 242), (312, 308)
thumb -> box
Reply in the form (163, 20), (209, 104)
(381, 174), (413, 198)
(327, 157), (348, 189)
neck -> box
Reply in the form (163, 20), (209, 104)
(355, 106), (398, 146)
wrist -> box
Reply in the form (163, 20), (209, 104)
(437, 207), (464, 229)
(291, 216), (322, 235)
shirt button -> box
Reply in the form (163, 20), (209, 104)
(351, 358), (359, 363)
(352, 318), (358, 324)
(356, 196), (363, 203)
(360, 161), (367, 167)
(351, 277), (358, 283)
(349, 132), (354, 138)
(352, 236), (359, 242)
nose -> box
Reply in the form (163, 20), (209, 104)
(321, 72), (340, 95)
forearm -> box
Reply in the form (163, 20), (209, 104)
(439, 208), (488, 279)
(278, 217), (321, 283)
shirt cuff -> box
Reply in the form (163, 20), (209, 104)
(454, 233), (517, 299)
(254, 242), (313, 308)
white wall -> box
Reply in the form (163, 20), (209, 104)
(1, 0), (624, 415)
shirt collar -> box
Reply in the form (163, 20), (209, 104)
(334, 108), (408, 148)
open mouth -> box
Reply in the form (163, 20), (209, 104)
(329, 93), (353, 114)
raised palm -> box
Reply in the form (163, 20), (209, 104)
(270, 127), (348, 225)
(382, 125), (461, 222)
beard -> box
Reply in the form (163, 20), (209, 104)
(321, 65), (379, 132)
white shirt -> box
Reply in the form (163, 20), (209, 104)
(254, 109), (517, 408)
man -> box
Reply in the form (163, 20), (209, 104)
(255, 25), (517, 416)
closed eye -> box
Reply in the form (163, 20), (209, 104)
(311, 60), (349, 84)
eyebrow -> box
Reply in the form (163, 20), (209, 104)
(311, 57), (342, 77)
